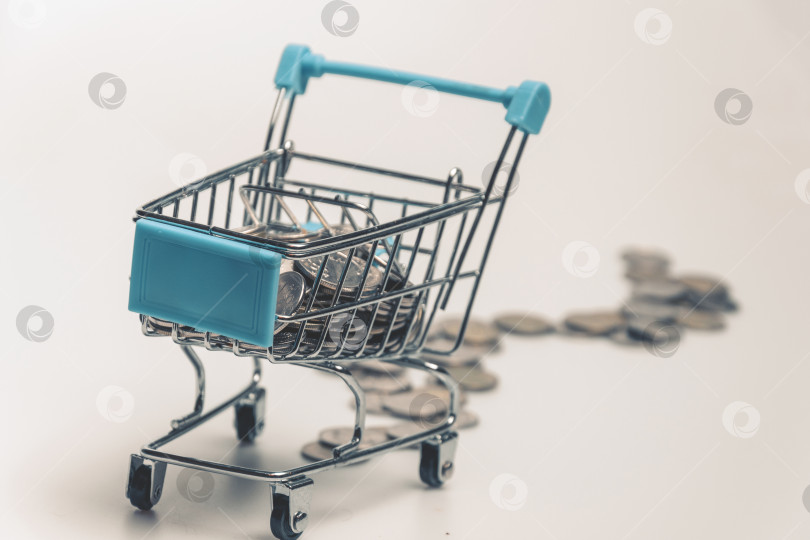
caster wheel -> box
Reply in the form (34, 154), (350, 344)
(270, 476), (313, 540)
(270, 493), (303, 540)
(419, 431), (459, 488)
(235, 387), (266, 443)
(126, 455), (166, 511)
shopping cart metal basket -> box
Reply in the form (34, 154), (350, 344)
(125, 43), (550, 539)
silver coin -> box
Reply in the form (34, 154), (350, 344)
(621, 300), (680, 322)
(274, 271), (306, 334)
(348, 392), (388, 415)
(300, 441), (334, 461)
(300, 441), (370, 464)
(677, 309), (725, 330)
(443, 365), (498, 392)
(265, 226), (324, 242)
(386, 409), (479, 443)
(623, 249), (669, 280)
(354, 359), (406, 376)
(420, 349), (481, 368)
(678, 274), (736, 311)
(295, 251), (383, 294)
(318, 425), (389, 448)
(381, 386), (466, 420)
(437, 317), (500, 347)
(622, 247), (670, 266)
(420, 336), (489, 367)
(607, 326), (642, 346)
(564, 311), (626, 336)
(493, 312), (555, 336)
(354, 371), (412, 394)
(632, 279), (688, 303)
(678, 274), (728, 299)
(627, 317), (680, 344)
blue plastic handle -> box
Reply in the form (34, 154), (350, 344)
(274, 44), (550, 135)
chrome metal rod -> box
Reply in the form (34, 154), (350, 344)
(140, 357), (456, 484)
(441, 125), (517, 309)
(300, 362), (366, 458)
(147, 356), (261, 450)
(170, 346), (206, 430)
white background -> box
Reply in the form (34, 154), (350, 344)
(2, 1), (810, 539)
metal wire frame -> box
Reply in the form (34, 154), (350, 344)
(139, 355), (459, 485)
(128, 87), (531, 524)
(135, 143), (527, 361)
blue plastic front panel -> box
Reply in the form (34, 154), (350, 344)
(128, 219), (281, 347)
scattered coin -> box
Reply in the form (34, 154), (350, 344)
(623, 247), (670, 281)
(318, 426), (390, 448)
(564, 311), (626, 336)
(677, 309), (725, 330)
(386, 409), (480, 442)
(300, 441), (373, 464)
(349, 392), (388, 415)
(381, 386), (467, 420)
(632, 279), (688, 303)
(354, 371), (412, 394)
(622, 247), (670, 266)
(678, 274), (727, 299)
(621, 300), (680, 322)
(443, 365), (499, 392)
(419, 337), (484, 367)
(353, 359), (406, 376)
(608, 326), (641, 346)
(627, 318), (680, 344)
(300, 441), (336, 461)
(493, 312), (555, 336)
(437, 317), (500, 347)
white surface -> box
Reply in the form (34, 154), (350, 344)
(2, 1), (810, 539)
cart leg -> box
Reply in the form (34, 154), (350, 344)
(126, 454), (167, 511)
(170, 345), (206, 430)
(270, 476), (314, 540)
(302, 361), (366, 458)
(234, 386), (266, 442)
(419, 430), (458, 488)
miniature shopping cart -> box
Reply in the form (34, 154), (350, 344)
(125, 44), (550, 539)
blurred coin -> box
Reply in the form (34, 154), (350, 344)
(621, 300), (680, 322)
(443, 366), (498, 392)
(354, 371), (412, 394)
(622, 247), (670, 266)
(354, 359), (405, 376)
(348, 392), (387, 415)
(300, 441), (336, 462)
(677, 309), (725, 330)
(627, 317), (680, 344)
(689, 294), (738, 313)
(493, 312), (555, 336)
(318, 426), (389, 448)
(623, 248), (670, 281)
(386, 409), (480, 443)
(632, 279), (687, 303)
(608, 326), (642, 346)
(437, 317), (500, 347)
(564, 311), (626, 336)
(300, 441), (370, 463)
(381, 386), (466, 420)
(419, 337), (484, 367)
(678, 274), (728, 299)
